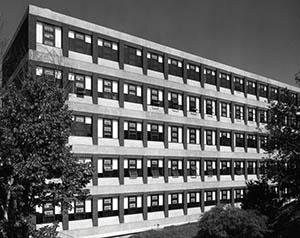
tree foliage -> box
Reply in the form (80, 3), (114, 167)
(196, 205), (268, 238)
(0, 75), (93, 238)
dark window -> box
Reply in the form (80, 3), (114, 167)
(150, 89), (164, 107)
(235, 189), (243, 202)
(170, 126), (179, 143)
(147, 124), (164, 141)
(36, 66), (62, 87)
(206, 130), (213, 145)
(221, 102), (229, 117)
(43, 24), (55, 46)
(220, 132), (231, 146)
(124, 159), (142, 178)
(189, 128), (197, 144)
(71, 115), (92, 137)
(169, 193), (183, 210)
(98, 38), (119, 61)
(188, 192), (200, 208)
(124, 45), (142, 67)
(124, 122), (142, 140)
(98, 79), (119, 100)
(234, 161), (244, 175)
(259, 84), (268, 97)
(235, 133), (245, 147)
(124, 84), (142, 104)
(235, 105), (243, 120)
(169, 92), (182, 110)
(168, 58), (183, 77)
(187, 63), (200, 81)
(147, 52), (163, 72)
(247, 135), (257, 148)
(98, 159), (118, 178)
(103, 119), (112, 138)
(234, 77), (244, 92)
(220, 73), (231, 89)
(36, 202), (61, 224)
(247, 81), (256, 95)
(169, 160), (182, 177)
(270, 87), (279, 100)
(98, 198), (118, 217)
(148, 195), (163, 212)
(206, 99), (214, 115)
(69, 31), (92, 55)
(205, 161), (216, 176)
(260, 110), (267, 123)
(220, 161), (230, 175)
(205, 191), (216, 206)
(204, 68), (216, 85)
(188, 160), (197, 177)
(125, 196), (142, 215)
(260, 136), (268, 150)
(69, 200), (92, 221)
(148, 159), (163, 178)
(189, 96), (198, 112)
(247, 161), (256, 175)
(220, 190), (230, 203)
(248, 108), (256, 122)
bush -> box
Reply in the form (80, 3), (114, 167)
(196, 205), (268, 238)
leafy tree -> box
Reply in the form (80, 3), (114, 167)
(0, 74), (93, 238)
(196, 205), (268, 238)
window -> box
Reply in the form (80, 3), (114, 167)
(98, 158), (119, 178)
(168, 92), (182, 110)
(260, 136), (268, 150)
(188, 96), (199, 112)
(235, 133), (245, 147)
(205, 161), (215, 176)
(127, 159), (138, 178)
(235, 189), (243, 202)
(220, 161), (230, 175)
(124, 45), (142, 67)
(188, 192), (200, 208)
(98, 78), (119, 100)
(206, 99), (214, 115)
(68, 73), (92, 98)
(234, 105), (244, 120)
(220, 132), (231, 146)
(168, 58), (183, 77)
(43, 24), (55, 46)
(170, 126), (181, 143)
(247, 135), (257, 148)
(260, 110), (268, 123)
(36, 66), (62, 87)
(71, 115), (92, 137)
(221, 102), (229, 117)
(98, 38), (119, 61)
(147, 124), (164, 141)
(205, 191), (216, 206)
(124, 121), (142, 140)
(169, 193), (183, 210)
(247, 81), (256, 95)
(206, 130), (214, 145)
(189, 128), (197, 144)
(40, 203), (56, 223)
(69, 200), (91, 221)
(148, 194), (163, 212)
(259, 84), (268, 98)
(234, 161), (244, 175)
(220, 73), (231, 89)
(125, 196), (141, 215)
(36, 22), (61, 48)
(204, 68), (216, 85)
(187, 63), (200, 81)
(188, 160), (197, 177)
(270, 87), (279, 100)
(147, 52), (163, 72)
(170, 160), (180, 177)
(149, 88), (164, 107)
(124, 83), (142, 103)
(234, 77), (244, 92)
(220, 190), (230, 203)
(69, 30), (92, 55)
(248, 108), (256, 122)
(148, 159), (163, 178)
(98, 197), (118, 217)
(247, 161), (256, 175)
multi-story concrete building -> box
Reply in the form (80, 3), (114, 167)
(2, 5), (300, 238)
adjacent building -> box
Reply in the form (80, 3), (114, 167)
(2, 5), (300, 238)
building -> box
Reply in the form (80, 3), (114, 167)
(2, 5), (300, 238)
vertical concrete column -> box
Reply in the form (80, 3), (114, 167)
(62, 24), (69, 57)
(92, 74), (98, 104)
(118, 40), (124, 70)
(183, 191), (188, 215)
(216, 128), (220, 151)
(244, 77), (248, 98)
(119, 194), (124, 223)
(164, 157), (169, 183)
(92, 114), (98, 145)
(216, 69), (220, 91)
(62, 68), (70, 100)
(119, 80), (124, 108)
(244, 105), (248, 125)
(201, 159), (205, 182)
(200, 97), (205, 119)
(163, 53), (168, 80)
(183, 125), (188, 150)
(119, 118), (124, 146)
(256, 107), (260, 127)
(216, 158), (220, 181)
(200, 190), (205, 213)
(164, 123), (169, 149)
(216, 189), (220, 205)
(216, 99), (220, 121)
(164, 88), (168, 114)
(244, 159), (248, 180)
(182, 59), (187, 84)
(142, 194), (148, 220)
(142, 84), (147, 111)
(28, 15), (36, 50)
(230, 188), (235, 206)
(183, 157), (187, 182)
(143, 121), (148, 148)
(92, 33), (98, 64)
(230, 102), (235, 123)
(62, 203), (69, 230)
(256, 134), (260, 153)
(231, 159), (235, 181)
(164, 192), (169, 217)
(244, 132), (248, 153)
(143, 156), (147, 184)
(142, 48), (148, 75)
(29, 61), (37, 79)
(230, 73), (234, 94)
(200, 65), (205, 88)
(256, 80), (260, 100)
(92, 196), (98, 227)
(231, 131), (235, 152)
(92, 155), (98, 186)
(119, 155), (124, 185)
(267, 84), (271, 102)
(183, 92), (187, 117)
(200, 128), (205, 151)
(256, 160), (260, 178)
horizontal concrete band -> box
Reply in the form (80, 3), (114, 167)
(28, 5), (300, 92)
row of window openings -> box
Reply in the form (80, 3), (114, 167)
(36, 189), (244, 223)
(36, 22), (289, 100)
(98, 158), (258, 179)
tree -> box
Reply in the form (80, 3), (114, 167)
(0, 74), (93, 238)
(196, 205), (268, 238)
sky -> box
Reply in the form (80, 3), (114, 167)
(0, 0), (300, 86)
